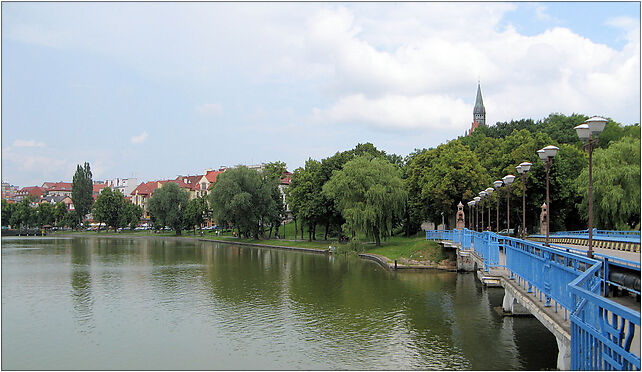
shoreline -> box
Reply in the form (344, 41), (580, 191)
(18, 232), (455, 272)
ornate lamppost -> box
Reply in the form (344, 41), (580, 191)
(485, 187), (494, 231)
(502, 175), (516, 235)
(479, 191), (487, 231)
(493, 180), (503, 232)
(474, 196), (481, 231)
(575, 117), (607, 258)
(537, 145), (559, 247)
(516, 162), (532, 239)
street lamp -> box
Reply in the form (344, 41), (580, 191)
(474, 196), (481, 231)
(485, 187), (494, 231)
(479, 191), (487, 231)
(467, 201), (473, 230)
(516, 161), (532, 239)
(575, 116), (607, 258)
(537, 145), (559, 246)
(493, 180), (503, 232)
(502, 175), (516, 235)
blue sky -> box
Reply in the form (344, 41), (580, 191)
(2, 2), (640, 187)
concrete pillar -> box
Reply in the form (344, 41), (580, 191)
(556, 336), (571, 370)
(502, 291), (515, 313)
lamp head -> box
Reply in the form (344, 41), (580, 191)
(502, 174), (516, 185)
(519, 161), (532, 172)
(574, 123), (590, 141)
(485, 187), (494, 194)
(516, 165), (523, 174)
(493, 180), (503, 189)
(473, 196), (481, 202)
(543, 145), (559, 159)
(537, 149), (547, 162)
(479, 191), (487, 198)
(585, 116), (607, 137)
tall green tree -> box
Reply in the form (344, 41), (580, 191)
(2, 199), (15, 227)
(36, 202), (55, 227)
(53, 202), (68, 227)
(183, 195), (210, 233)
(72, 162), (94, 225)
(576, 136), (641, 230)
(209, 166), (280, 239)
(148, 182), (190, 235)
(323, 155), (407, 246)
(121, 202), (143, 230)
(93, 187), (126, 231)
(11, 196), (37, 228)
(405, 140), (489, 229)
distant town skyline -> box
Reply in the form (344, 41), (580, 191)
(2, 2), (640, 187)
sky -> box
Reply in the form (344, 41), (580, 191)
(2, 2), (640, 187)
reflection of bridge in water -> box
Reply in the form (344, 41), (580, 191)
(427, 229), (640, 371)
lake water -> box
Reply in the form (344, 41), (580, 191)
(1, 236), (557, 370)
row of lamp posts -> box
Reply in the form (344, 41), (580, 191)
(462, 116), (607, 259)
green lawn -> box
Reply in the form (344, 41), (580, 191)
(365, 237), (444, 262)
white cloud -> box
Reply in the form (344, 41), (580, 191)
(13, 139), (45, 148)
(131, 131), (148, 144)
(195, 103), (223, 116)
(313, 94), (470, 130)
(302, 5), (639, 129)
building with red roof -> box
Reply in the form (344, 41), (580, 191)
(15, 186), (45, 202)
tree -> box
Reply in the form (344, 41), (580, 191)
(93, 187), (127, 231)
(405, 140), (489, 230)
(148, 182), (190, 235)
(54, 202), (68, 227)
(183, 195), (209, 233)
(63, 210), (80, 229)
(72, 162), (94, 225)
(323, 155), (407, 246)
(121, 202), (143, 230)
(208, 166), (279, 239)
(36, 202), (55, 227)
(576, 136), (641, 230)
(2, 199), (15, 227)
(11, 196), (37, 228)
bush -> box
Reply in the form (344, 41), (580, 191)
(335, 238), (364, 254)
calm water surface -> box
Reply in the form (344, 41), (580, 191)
(2, 236), (557, 370)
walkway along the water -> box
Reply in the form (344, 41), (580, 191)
(427, 229), (641, 371)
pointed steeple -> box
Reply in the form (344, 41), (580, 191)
(474, 83), (485, 115)
(473, 83), (486, 126)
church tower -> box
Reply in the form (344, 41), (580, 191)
(468, 83), (486, 135)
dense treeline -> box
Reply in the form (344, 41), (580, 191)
(284, 113), (640, 243)
(3, 113), (639, 237)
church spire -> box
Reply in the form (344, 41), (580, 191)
(473, 83), (485, 125)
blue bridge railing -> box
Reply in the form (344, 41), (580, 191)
(426, 229), (641, 370)
(546, 229), (641, 243)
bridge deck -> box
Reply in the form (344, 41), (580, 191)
(548, 242), (641, 263)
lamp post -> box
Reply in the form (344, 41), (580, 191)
(537, 145), (559, 247)
(479, 191), (487, 231)
(467, 201), (473, 230)
(502, 175), (516, 235)
(516, 162), (532, 239)
(474, 197), (481, 231)
(485, 187), (494, 231)
(493, 180), (503, 232)
(575, 117), (607, 258)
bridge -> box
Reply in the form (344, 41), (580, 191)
(426, 228), (641, 371)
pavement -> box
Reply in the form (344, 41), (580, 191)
(549, 242), (640, 263)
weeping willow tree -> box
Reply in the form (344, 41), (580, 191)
(323, 155), (407, 246)
(576, 136), (641, 230)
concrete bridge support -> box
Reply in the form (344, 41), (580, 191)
(501, 277), (571, 370)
